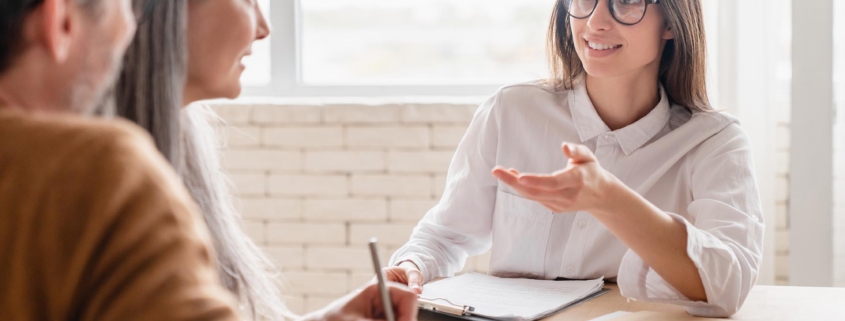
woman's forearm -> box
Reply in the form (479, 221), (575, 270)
(592, 178), (707, 302)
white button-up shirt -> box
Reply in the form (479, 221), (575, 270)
(390, 82), (764, 317)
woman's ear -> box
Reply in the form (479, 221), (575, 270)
(662, 26), (675, 40)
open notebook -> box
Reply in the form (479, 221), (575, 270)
(420, 273), (606, 321)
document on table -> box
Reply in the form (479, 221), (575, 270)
(420, 272), (605, 321)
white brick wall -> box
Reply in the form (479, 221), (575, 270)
(211, 102), (491, 315)
(211, 101), (800, 315)
(774, 123), (791, 284)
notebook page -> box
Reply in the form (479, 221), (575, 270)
(421, 273), (603, 320)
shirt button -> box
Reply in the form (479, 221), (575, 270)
(578, 220), (587, 228)
(604, 134), (612, 139)
(566, 265), (575, 273)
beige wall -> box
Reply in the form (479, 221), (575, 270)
(212, 102), (491, 314)
(211, 102), (796, 314)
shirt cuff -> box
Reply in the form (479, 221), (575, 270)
(617, 212), (730, 317)
(390, 252), (433, 284)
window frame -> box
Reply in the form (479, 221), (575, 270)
(243, 0), (509, 97)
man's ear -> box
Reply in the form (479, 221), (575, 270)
(34, 0), (75, 62)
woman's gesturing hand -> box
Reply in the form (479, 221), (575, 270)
(492, 143), (619, 214)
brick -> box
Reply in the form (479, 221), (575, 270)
(432, 125), (469, 148)
(221, 126), (261, 147)
(268, 175), (348, 197)
(252, 105), (321, 124)
(230, 173), (267, 196)
(304, 199), (388, 222)
(283, 271), (348, 295)
(211, 104), (252, 124)
(775, 150), (789, 176)
(305, 246), (371, 270)
(238, 198), (302, 221)
(390, 199), (437, 222)
(263, 127), (343, 148)
(264, 246), (305, 270)
(305, 151), (385, 173)
(775, 202), (788, 230)
(346, 127), (430, 148)
(281, 295), (305, 315)
(223, 150), (302, 171)
(775, 125), (790, 151)
(401, 104), (477, 123)
(388, 151), (454, 173)
(323, 104), (402, 124)
(349, 272), (376, 290)
(266, 222), (346, 245)
(776, 230), (789, 253)
(243, 220), (266, 245)
(434, 175), (448, 198)
(351, 175), (431, 197)
(775, 254), (789, 279)
(775, 175), (788, 203)
(349, 223), (416, 246)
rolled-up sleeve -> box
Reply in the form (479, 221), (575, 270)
(389, 91), (502, 283)
(618, 124), (765, 317)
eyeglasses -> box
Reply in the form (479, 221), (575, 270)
(563, 0), (659, 26)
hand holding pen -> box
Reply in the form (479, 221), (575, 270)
(298, 238), (418, 321)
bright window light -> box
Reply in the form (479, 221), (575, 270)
(299, 0), (551, 85)
(241, 0), (272, 86)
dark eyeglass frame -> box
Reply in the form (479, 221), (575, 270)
(564, 0), (660, 26)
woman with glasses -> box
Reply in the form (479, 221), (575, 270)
(386, 0), (763, 317)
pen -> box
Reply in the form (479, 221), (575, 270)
(369, 238), (396, 321)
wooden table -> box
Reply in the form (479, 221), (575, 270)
(419, 284), (845, 321)
(544, 284), (845, 321)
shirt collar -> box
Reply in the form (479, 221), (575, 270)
(569, 82), (672, 156)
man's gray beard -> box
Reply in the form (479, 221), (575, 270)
(68, 49), (125, 117)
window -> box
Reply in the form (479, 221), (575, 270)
(241, 1), (728, 98)
(242, 0), (554, 96)
(240, 0), (271, 86)
(300, 0), (549, 85)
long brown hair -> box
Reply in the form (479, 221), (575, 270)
(546, 0), (712, 112)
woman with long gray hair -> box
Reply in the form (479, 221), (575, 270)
(114, 0), (289, 319)
(114, 1), (420, 320)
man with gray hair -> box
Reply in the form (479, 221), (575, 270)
(0, 1), (422, 320)
(0, 0), (241, 319)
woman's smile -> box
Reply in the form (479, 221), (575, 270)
(584, 37), (623, 58)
